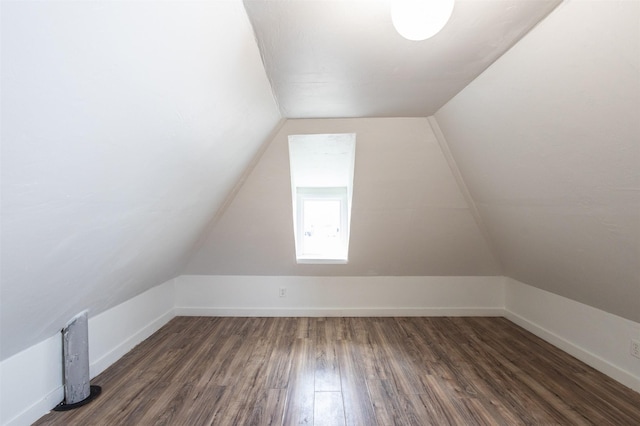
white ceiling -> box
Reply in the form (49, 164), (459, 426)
(244, 0), (561, 118)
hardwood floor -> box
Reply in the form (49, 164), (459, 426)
(35, 317), (640, 425)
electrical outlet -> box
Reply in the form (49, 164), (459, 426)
(279, 287), (287, 298)
(631, 339), (640, 359)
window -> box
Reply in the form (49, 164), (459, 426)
(288, 134), (356, 263)
(297, 187), (348, 261)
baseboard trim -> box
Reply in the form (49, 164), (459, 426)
(90, 309), (175, 378)
(504, 310), (640, 393)
(174, 306), (505, 317)
(3, 385), (63, 426)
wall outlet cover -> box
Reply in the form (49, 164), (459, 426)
(631, 339), (640, 359)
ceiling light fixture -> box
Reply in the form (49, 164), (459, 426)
(391, 0), (455, 41)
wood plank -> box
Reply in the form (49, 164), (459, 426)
(224, 337), (275, 424)
(264, 318), (296, 389)
(349, 318), (392, 381)
(315, 319), (341, 392)
(314, 392), (346, 426)
(179, 385), (227, 425)
(282, 338), (315, 425)
(247, 389), (287, 426)
(451, 317), (606, 424)
(370, 319), (428, 395)
(336, 339), (378, 425)
(366, 379), (411, 426)
(331, 317), (352, 341)
(34, 317), (640, 426)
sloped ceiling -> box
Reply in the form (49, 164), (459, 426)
(0, 1), (281, 360)
(435, 0), (640, 322)
(2, 0), (637, 363)
(243, 0), (561, 117)
(187, 118), (501, 276)
(229, 0), (638, 323)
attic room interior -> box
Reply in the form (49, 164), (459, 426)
(1, 0), (639, 424)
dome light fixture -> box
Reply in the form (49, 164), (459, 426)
(391, 0), (455, 41)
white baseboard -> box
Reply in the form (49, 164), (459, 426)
(175, 306), (504, 317)
(88, 280), (176, 377)
(505, 310), (639, 392)
(175, 275), (505, 313)
(90, 309), (175, 378)
(1, 386), (64, 426)
(505, 278), (640, 393)
(0, 333), (63, 426)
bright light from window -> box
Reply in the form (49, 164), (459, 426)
(302, 199), (342, 256)
(297, 187), (348, 261)
(288, 134), (356, 264)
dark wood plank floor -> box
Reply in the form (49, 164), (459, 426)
(35, 317), (640, 425)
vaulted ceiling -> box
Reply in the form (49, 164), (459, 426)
(1, 0), (638, 363)
(244, 0), (561, 117)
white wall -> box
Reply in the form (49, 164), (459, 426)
(435, 0), (640, 323)
(0, 335), (62, 426)
(187, 118), (501, 276)
(1, 0), (281, 362)
(0, 280), (176, 426)
(505, 278), (640, 392)
(88, 279), (175, 378)
(175, 275), (505, 317)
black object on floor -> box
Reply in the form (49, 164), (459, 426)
(53, 385), (101, 412)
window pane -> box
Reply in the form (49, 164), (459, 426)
(302, 199), (341, 256)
